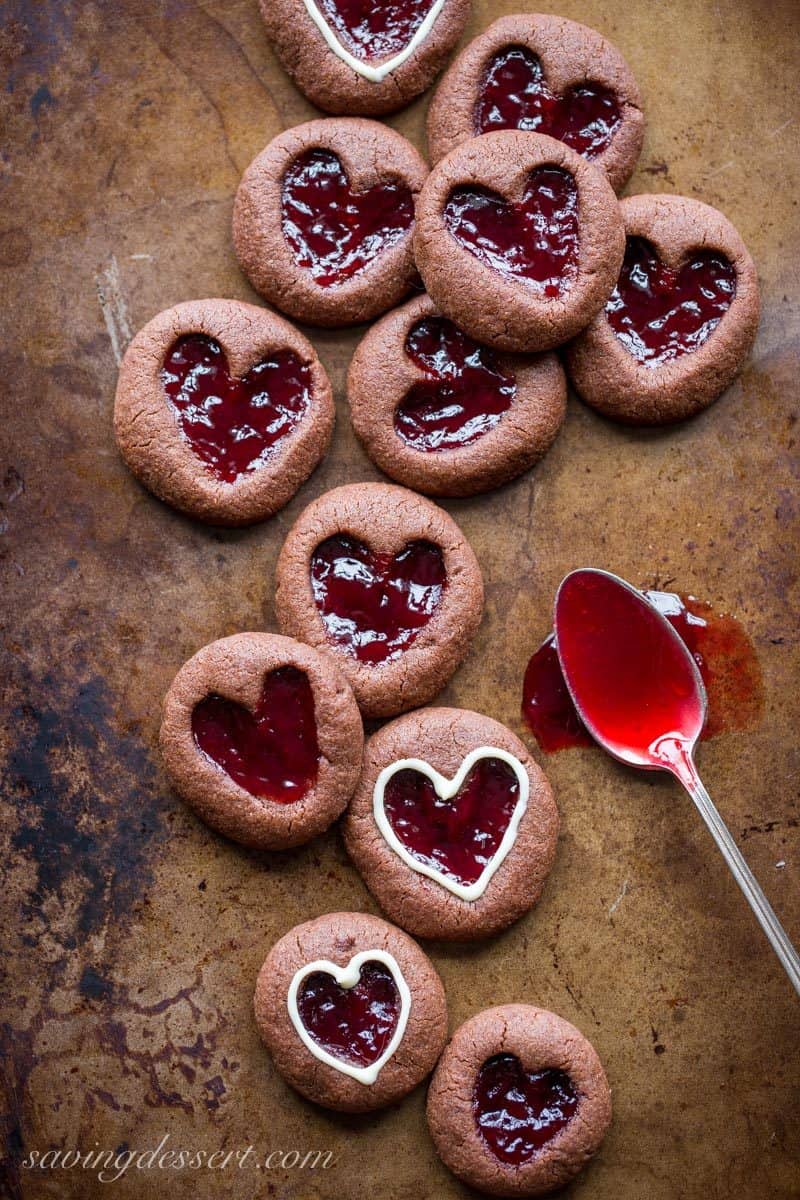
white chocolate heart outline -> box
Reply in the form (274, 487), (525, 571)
(286, 949), (411, 1084)
(300, 0), (446, 82)
(373, 746), (529, 902)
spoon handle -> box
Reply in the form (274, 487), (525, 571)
(682, 763), (800, 997)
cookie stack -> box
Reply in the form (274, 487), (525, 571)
(114, 8), (760, 1196)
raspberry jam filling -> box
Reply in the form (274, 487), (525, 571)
(444, 168), (579, 295)
(282, 149), (414, 288)
(192, 667), (319, 801)
(310, 535), (446, 664)
(606, 237), (737, 365)
(474, 1054), (579, 1165)
(395, 317), (517, 451)
(522, 589), (763, 753)
(476, 46), (622, 159)
(297, 962), (400, 1067)
(162, 335), (311, 483)
(315, 0), (439, 62)
(383, 757), (521, 886)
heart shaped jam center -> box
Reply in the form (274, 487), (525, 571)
(383, 757), (521, 886)
(297, 962), (401, 1067)
(310, 535), (446, 664)
(444, 168), (579, 295)
(606, 237), (737, 366)
(394, 317), (517, 452)
(476, 46), (622, 159)
(282, 149), (414, 288)
(191, 666), (319, 801)
(162, 335), (311, 483)
(315, 0), (439, 62)
(474, 1054), (579, 1165)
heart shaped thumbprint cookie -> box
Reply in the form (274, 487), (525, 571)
(160, 633), (363, 850)
(414, 130), (625, 352)
(255, 912), (448, 1111)
(275, 484), (484, 718)
(566, 194), (760, 424)
(233, 118), (428, 327)
(343, 708), (559, 940)
(258, 0), (470, 116)
(114, 300), (334, 525)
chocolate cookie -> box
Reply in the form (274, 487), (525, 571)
(427, 13), (644, 192)
(427, 1005), (612, 1196)
(113, 299), (333, 526)
(565, 194), (760, 424)
(254, 912), (448, 1111)
(260, 0), (471, 117)
(233, 119), (428, 328)
(160, 633), (363, 850)
(343, 707), (559, 940)
(348, 294), (567, 496)
(275, 483), (484, 719)
(414, 131), (625, 352)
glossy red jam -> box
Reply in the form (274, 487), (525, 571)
(395, 316), (517, 451)
(444, 168), (579, 296)
(383, 757), (521, 886)
(474, 1054), (579, 1165)
(523, 587), (764, 753)
(310, 535), (446, 664)
(297, 961), (400, 1067)
(476, 46), (621, 159)
(316, 0), (438, 61)
(192, 667), (319, 801)
(607, 238), (737, 366)
(282, 149), (414, 288)
(162, 335), (311, 483)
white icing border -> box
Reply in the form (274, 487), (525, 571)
(373, 746), (529, 902)
(287, 949), (411, 1085)
(301, 0), (446, 82)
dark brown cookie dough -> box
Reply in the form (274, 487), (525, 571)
(343, 707), (559, 940)
(348, 293), (566, 496)
(113, 299), (333, 526)
(233, 119), (428, 328)
(254, 911), (448, 1111)
(274, 482), (484, 719)
(414, 131), (625, 353)
(160, 633), (363, 850)
(565, 193), (760, 424)
(260, 0), (471, 116)
(427, 13), (644, 192)
(427, 1005), (612, 1196)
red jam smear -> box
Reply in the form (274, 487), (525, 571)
(192, 666), (319, 801)
(444, 168), (579, 296)
(297, 961), (400, 1067)
(315, 0), (439, 62)
(394, 316), (517, 451)
(162, 335), (311, 484)
(281, 149), (414, 288)
(474, 1054), (579, 1165)
(310, 535), (446, 664)
(523, 590), (764, 753)
(607, 238), (737, 366)
(476, 46), (622, 159)
(383, 757), (521, 886)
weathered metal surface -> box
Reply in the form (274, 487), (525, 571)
(1, 1), (798, 1198)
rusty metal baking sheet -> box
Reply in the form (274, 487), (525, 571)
(1, 1), (798, 1198)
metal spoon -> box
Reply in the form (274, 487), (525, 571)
(554, 567), (800, 997)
